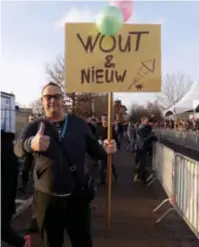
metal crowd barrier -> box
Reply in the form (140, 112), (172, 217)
(154, 129), (199, 152)
(174, 154), (199, 238)
(149, 142), (199, 240)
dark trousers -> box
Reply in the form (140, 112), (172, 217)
(135, 149), (148, 180)
(22, 161), (33, 189)
(99, 159), (117, 184)
(116, 138), (120, 150)
(34, 190), (92, 247)
(1, 214), (25, 247)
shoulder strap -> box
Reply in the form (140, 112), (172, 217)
(41, 117), (77, 172)
(39, 116), (85, 187)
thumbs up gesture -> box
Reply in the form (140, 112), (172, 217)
(30, 122), (50, 152)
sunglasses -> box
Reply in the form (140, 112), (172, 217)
(42, 94), (62, 101)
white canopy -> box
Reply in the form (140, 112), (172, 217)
(193, 99), (199, 110)
(164, 81), (199, 116)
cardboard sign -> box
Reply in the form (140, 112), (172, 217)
(65, 23), (161, 93)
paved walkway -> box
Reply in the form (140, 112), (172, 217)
(4, 144), (199, 247)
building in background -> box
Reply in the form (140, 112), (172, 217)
(1, 91), (16, 133)
(15, 107), (33, 137)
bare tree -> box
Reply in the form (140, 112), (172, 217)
(46, 56), (65, 90)
(129, 101), (163, 122)
(30, 99), (43, 115)
(156, 72), (193, 109)
(146, 100), (163, 120)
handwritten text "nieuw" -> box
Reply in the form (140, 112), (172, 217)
(81, 67), (127, 84)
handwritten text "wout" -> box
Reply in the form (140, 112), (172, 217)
(77, 31), (150, 53)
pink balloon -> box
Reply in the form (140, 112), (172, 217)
(110, 0), (133, 22)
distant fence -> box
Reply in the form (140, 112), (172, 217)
(149, 142), (199, 240)
(154, 128), (199, 152)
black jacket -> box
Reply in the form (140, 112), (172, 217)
(136, 124), (156, 150)
(114, 123), (123, 136)
(96, 124), (117, 141)
(14, 114), (106, 195)
(88, 122), (97, 138)
(1, 131), (19, 218)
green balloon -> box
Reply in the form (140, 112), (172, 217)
(96, 5), (124, 36)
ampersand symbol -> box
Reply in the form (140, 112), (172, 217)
(104, 55), (115, 68)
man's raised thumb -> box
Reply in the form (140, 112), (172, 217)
(37, 122), (45, 135)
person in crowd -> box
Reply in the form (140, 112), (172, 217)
(134, 116), (156, 183)
(14, 82), (117, 247)
(28, 114), (36, 122)
(122, 121), (128, 140)
(85, 117), (99, 210)
(1, 130), (30, 247)
(87, 117), (98, 138)
(126, 121), (136, 152)
(85, 116), (99, 187)
(21, 115), (36, 192)
(168, 119), (174, 129)
(147, 118), (156, 155)
(96, 114), (118, 185)
(113, 119), (123, 150)
(21, 114), (39, 233)
(192, 118), (199, 130)
(91, 117), (98, 128)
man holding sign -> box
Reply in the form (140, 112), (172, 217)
(15, 82), (117, 247)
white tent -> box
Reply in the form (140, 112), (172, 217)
(193, 99), (199, 110)
(164, 81), (199, 116)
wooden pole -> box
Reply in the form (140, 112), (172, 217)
(106, 92), (113, 228)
